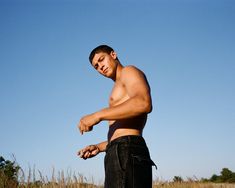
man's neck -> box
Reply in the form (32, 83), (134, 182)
(112, 63), (124, 82)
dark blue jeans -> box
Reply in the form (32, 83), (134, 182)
(104, 135), (156, 188)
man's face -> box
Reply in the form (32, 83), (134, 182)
(91, 51), (117, 78)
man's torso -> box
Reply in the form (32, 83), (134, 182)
(107, 79), (147, 141)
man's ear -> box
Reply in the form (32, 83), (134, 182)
(110, 51), (117, 60)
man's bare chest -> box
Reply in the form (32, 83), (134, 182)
(109, 82), (129, 107)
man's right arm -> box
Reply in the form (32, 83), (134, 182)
(96, 66), (152, 121)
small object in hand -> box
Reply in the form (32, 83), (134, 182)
(79, 151), (84, 158)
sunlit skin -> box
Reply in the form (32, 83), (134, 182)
(78, 50), (152, 159)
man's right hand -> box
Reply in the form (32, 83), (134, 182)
(77, 145), (100, 160)
(78, 113), (101, 135)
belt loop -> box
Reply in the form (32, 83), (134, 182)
(128, 135), (131, 143)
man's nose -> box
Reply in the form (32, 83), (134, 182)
(100, 64), (105, 70)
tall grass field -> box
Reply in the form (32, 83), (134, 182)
(13, 168), (235, 188)
(1, 156), (234, 188)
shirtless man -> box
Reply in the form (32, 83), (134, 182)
(78, 45), (155, 188)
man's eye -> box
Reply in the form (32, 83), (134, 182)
(94, 64), (98, 69)
(99, 57), (104, 62)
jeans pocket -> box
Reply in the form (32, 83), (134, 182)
(131, 155), (153, 188)
(116, 144), (128, 172)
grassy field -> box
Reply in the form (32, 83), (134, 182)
(2, 167), (235, 188)
(2, 157), (235, 187)
(153, 182), (235, 188)
(16, 181), (235, 188)
(15, 169), (235, 188)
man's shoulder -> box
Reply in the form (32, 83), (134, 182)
(120, 65), (146, 83)
(121, 65), (144, 76)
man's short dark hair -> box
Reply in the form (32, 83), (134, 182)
(89, 45), (114, 64)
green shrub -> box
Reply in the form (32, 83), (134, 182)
(0, 156), (20, 188)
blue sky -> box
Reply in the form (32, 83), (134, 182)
(0, 0), (235, 183)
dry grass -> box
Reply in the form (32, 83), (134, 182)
(14, 167), (235, 188)
(17, 167), (103, 188)
(153, 182), (235, 188)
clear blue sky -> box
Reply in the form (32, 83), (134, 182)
(1, 0), (235, 183)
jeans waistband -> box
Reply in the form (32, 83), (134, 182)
(106, 135), (146, 152)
